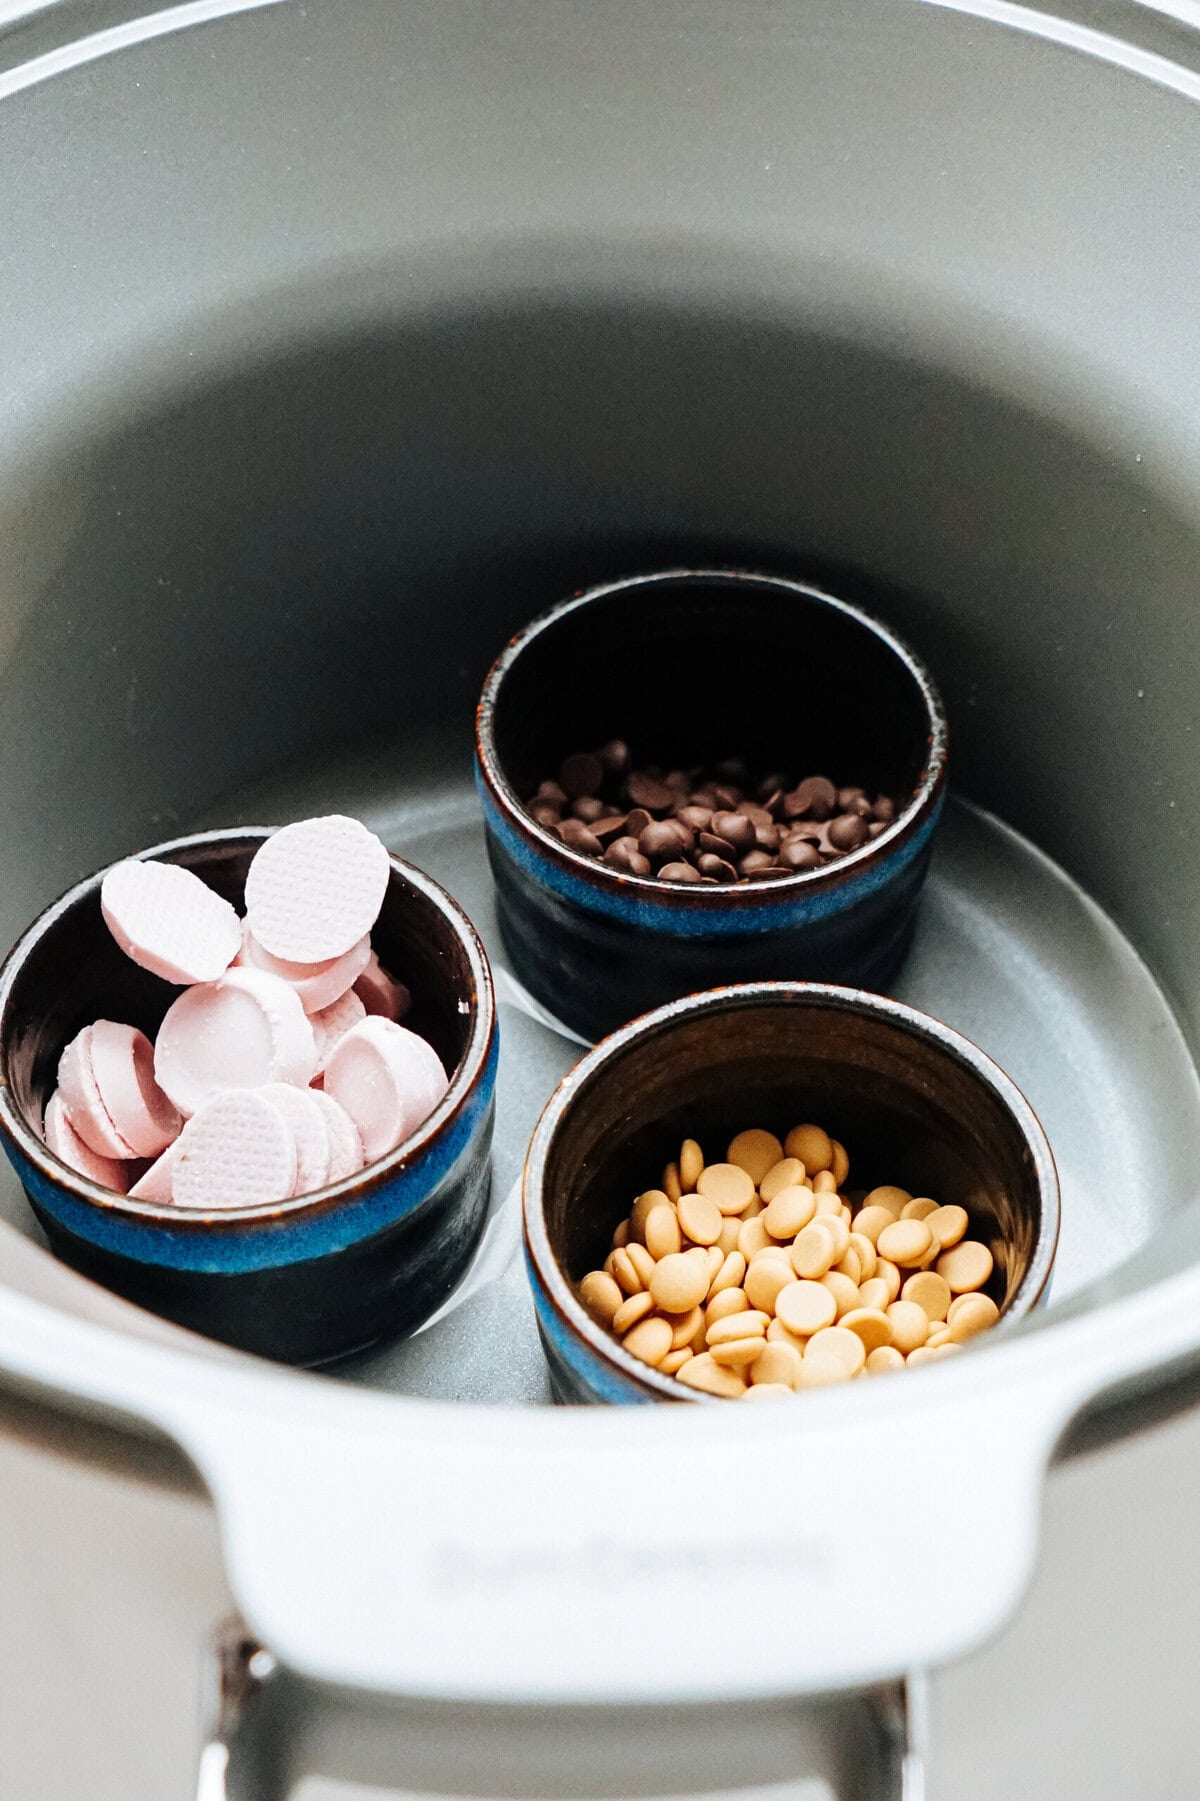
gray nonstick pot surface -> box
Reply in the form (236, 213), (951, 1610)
(1, 0), (1200, 1747)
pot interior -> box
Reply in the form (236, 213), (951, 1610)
(1, 0), (1199, 1403)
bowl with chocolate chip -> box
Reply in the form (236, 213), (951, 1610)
(476, 569), (948, 1039)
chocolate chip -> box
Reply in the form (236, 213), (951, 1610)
(699, 831), (737, 860)
(626, 772), (677, 813)
(530, 802), (563, 828)
(753, 822), (781, 853)
(740, 805), (774, 830)
(535, 780), (569, 808)
(711, 784), (743, 810)
(873, 796), (896, 825)
(711, 811), (756, 856)
(827, 813), (869, 851)
(603, 836), (651, 875)
(784, 776), (837, 821)
(739, 849), (775, 875)
(757, 772), (791, 801)
(559, 818), (603, 855)
(596, 739), (631, 778)
(747, 863), (794, 880)
(837, 785), (867, 811)
(697, 853), (739, 883)
(639, 820), (688, 866)
(623, 807), (653, 840)
(571, 796), (606, 823)
(591, 813), (630, 845)
(658, 861), (703, 883)
(780, 838), (823, 871)
(559, 753), (603, 799)
(868, 821), (887, 837)
(761, 789), (786, 820)
(675, 804), (713, 832)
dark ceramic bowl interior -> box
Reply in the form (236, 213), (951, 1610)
(0, 828), (479, 1203)
(526, 983), (1059, 1401)
(482, 568), (946, 894)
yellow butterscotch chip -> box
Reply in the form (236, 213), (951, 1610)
(812, 1169), (839, 1195)
(830, 1140), (850, 1186)
(611, 1219), (630, 1249)
(835, 1246), (862, 1287)
(705, 1285), (751, 1326)
(644, 1204), (682, 1260)
(648, 1251), (709, 1313)
(707, 1309), (769, 1346)
(766, 1317), (809, 1352)
(750, 1341), (803, 1387)
(863, 1185), (910, 1219)
(901, 1196), (939, 1221)
(665, 1305), (704, 1350)
(791, 1220), (838, 1279)
(805, 1325), (866, 1375)
(737, 1215), (772, 1260)
(710, 1335), (769, 1368)
(876, 1257), (902, 1302)
(784, 1123), (834, 1173)
(702, 1243), (725, 1281)
(679, 1138), (705, 1192)
(775, 1278), (837, 1335)
(820, 1271), (861, 1318)
(818, 1212), (851, 1260)
(877, 1218), (934, 1267)
(796, 1353), (852, 1387)
(763, 1185), (816, 1239)
(902, 1271), (952, 1322)
(744, 1256), (796, 1315)
(741, 1195), (764, 1219)
(886, 1299), (929, 1353)
(814, 1189), (843, 1216)
(677, 1190), (722, 1246)
(841, 1307), (893, 1352)
(579, 1270), (623, 1327)
(743, 1382), (795, 1400)
(726, 1128), (784, 1184)
(676, 1352), (746, 1397)
(609, 1247), (643, 1295)
(697, 1162), (756, 1215)
(857, 1276), (890, 1312)
(612, 1291), (654, 1334)
(926, 1204), (968, 1249)
(865, 1344), (905, 1375)
(709, 1250), (747, 1296)
(760, 1157), (806, 1201)
(662, 1161), (683, 1204)
(625, 1243), (658, 1289)
(948, 1292), (1000, 1340)
(659, 1347), (693, 1375)
(925, 1324), (952, 1348)
(852, 1205), (895, 1245)
(630, 1189), (669, 1243)
(623, 1315), (673, 1366)
(905, 1345), (944, 1366)
(848, 1232), (877, 1279)
(937, 1240), (994, 1293)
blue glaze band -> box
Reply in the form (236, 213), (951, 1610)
(525, 1252), (656, 1404)
(477, 767), (943, 938)
(8, 1032), (499, 1274)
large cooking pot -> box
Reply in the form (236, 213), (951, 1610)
(3, 0), (1200, 1794)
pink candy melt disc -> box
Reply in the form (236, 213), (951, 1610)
(154, 967), (318, 1116)
(312, 987), (367, 1073)
(88, 1019), (181, 1158)
(244, 815), (390, 963)
(172, 1090), (297, 1210)
(43, 1091), (130, 1191)
(57, 1025), (137, 1160)
(308, 1089), (364, 1183)
(260, 1083), (331, 1197)
(100, 858), (242, 985)
(324, 1016), (448, 1162)
(238, 927), (371, 1015)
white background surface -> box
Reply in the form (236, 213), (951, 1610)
(0, 1394), (1195, 1800)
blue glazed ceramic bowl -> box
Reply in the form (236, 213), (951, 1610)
(523, 982), (1059, 1404)
(0, 828), (497, 1365)
(476, 569), (949, 1042)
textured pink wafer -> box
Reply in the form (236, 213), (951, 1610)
(154, 967), (318, 1117)
(260, 1083), (331, 1196)
(172, 1090), (297, 1210)
(312, 988), (366, 1073)
(43, 1091), (130, 1191)
(308, 1089), (364, 1182)
(88, 1019), (181, 1158)
(353, 950), (411, 1022)
(244, 816), (390, 963)
(128, 1139), (181, 1202)
(324, 1016), (448, 1162)
(101, 858), (242, 985)
(237, 927), (371, 1015)
(57, 1025), (137, 1159)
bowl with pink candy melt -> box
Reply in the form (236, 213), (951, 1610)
(0, 818), (496, 1364)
